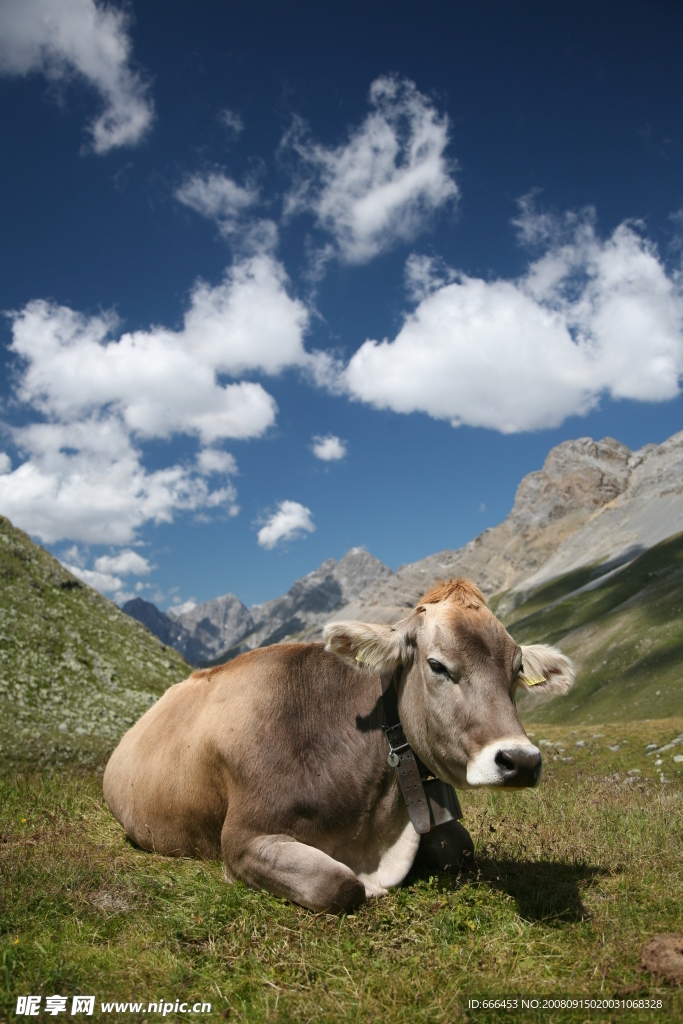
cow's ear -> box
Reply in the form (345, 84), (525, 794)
(324, 614), (419, 672)
(519, 643), (574, 695)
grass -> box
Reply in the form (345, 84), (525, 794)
(2, 516), (683, 1019)
(2, 718), (682, 1023)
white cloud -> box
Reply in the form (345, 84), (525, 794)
(64, 562), (123, 593)
(196, 448), (238, 476)
(283, 75), (458, 264)
(8, 254), (309, 443)
(0, 453), (11, 474)
(176, 172), (259, 236)
(94, 549), (151, 575)
(311, 434), (347, 461)
(0, 253), (311, 543)
(257, 500), (315, 549)
(342, 210), (683, 432)
(0, 417), (225, 543)
(0, 0), (153, 153)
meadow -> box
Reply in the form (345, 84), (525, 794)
(2, 717), (682, 1023)
(2, 519), (683, 1021)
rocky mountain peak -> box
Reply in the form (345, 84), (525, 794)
(165, 592), (254, 663)
(334, 547), (395, 602)
(509, 436), (632, 529)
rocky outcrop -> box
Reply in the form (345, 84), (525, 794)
(503, 430), (683, 607)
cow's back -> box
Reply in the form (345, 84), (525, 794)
(103, 643), (379, 858)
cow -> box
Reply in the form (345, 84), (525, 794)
(103, 578), (573, 913)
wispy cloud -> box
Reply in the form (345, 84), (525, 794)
(341, 203), (683, 432)
(176, 171), (259, 237)
(220, 108), (244, 137)
(257, 500), (315, 549)
(283, 75), (458, 264)
(0, 0), (154, 153)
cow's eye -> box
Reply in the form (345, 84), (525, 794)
(427, 658), (449, 677)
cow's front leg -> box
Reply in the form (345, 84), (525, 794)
(221, 823), (366, 913)
(415, 820), (474, 874)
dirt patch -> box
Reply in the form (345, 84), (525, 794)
(640, 933), (683, 985)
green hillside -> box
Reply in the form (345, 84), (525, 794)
(504, 532), (683, 725)
(0, 516), (190, 771)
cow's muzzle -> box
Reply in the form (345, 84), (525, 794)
(494, 746), (543, 787)
(465, 739), (543, 788)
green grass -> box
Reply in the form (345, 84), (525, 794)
(506, 533), (683, 724)
(2, 718), (682, 1023)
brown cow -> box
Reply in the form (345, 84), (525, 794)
(104, 578), (573, 912)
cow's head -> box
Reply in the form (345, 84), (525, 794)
(324, 578), (573, 789)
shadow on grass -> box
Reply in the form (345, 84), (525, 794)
(475, 856), (604, 923)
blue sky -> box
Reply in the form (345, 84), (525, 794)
(0, 0), (682, 610)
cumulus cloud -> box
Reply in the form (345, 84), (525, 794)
(0, 417), (228, 543)
(283, 75), (458, 264)
(311, 434), (347, 461)
(342, 208), (683, 432)
(0, 453), (11, 475)
(0, 253), (311, 543)
(0, 0), (153, 153)
(94, 549), (151, 575)
(257, 500), (315, 549)
(10, 255), (308, 441)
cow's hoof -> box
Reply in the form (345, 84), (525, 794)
(327, 874), (367, 914)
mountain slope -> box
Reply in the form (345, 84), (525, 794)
(0, 516), (190, 769)
(506, 531), (683, 724)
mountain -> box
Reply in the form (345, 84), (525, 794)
(309, 431), (683, 630)
(118, 430), (683, 725)
(237, 547), (394, 653)
(166, 592), (254, 662)
(122, 597), (190, 648)
(0, 516), (190, 770)
(135, 546), (395, 665)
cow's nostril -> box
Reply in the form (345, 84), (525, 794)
(495, 750), (516, 772)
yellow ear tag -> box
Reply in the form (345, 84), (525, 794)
(519, 672), (546, 687)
